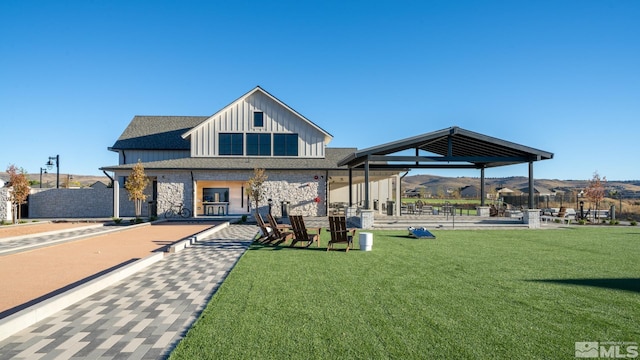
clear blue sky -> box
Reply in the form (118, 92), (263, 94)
(1, 1), (638, 180)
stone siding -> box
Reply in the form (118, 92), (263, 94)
(0, 188), (10, 221)
(156, 173), (193, 216)
(260, 171), (327, 217)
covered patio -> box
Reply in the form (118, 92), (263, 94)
(337, 126), (554, 227)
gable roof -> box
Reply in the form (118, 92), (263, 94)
(181, 86), (333, 143)
(338, 126), (553, 170)
(109, 116), (208, 151)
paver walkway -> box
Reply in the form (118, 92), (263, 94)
(0, 224), (257, 360)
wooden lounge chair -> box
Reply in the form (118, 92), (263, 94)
(267, 213), (291, 232)
(266, 213), (293, 245)
(489, 205), (498, 217)
(327, 216), (355, 252)
(255, 212), (275, 243)
(289, 215), (321, 248)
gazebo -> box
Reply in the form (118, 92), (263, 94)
(337, 126), (554, 216)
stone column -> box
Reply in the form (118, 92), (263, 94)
(346, 206), (360, 228)
(359, 209), (374, 229)
(523, 209), (540, 229)
(477, 206), (490, 217)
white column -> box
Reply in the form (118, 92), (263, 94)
(113, 178), (120, 219)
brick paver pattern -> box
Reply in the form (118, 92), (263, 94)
(0, 224), (257, 360)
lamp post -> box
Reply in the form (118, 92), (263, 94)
(46, 155), (59, 189)
(39, 168), (47, 188)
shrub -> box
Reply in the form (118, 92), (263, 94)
(113, 218), (122, 224)
(241, 215), (248, 223)
(631, 221), (637, 226)
(578, 219), (587, 225)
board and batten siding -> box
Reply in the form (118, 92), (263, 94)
(189, 91), (325, 158)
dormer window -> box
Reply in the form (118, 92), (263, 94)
(253, 111), (264, 127)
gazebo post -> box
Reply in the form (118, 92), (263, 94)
(528, 161), (534, 209)
(480, 167), (486, 206)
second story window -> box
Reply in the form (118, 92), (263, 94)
(253, 111), (264, 127)
(273, 133), (298, 156)
(219, 133), (243, 155)
(246, 133), (271, 156)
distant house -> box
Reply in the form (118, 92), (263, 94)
(519, 186), (552, 197)
(460, 185), (480, 198)
(101, 86), (399, 218)
(90, 181), (109, 189)
(496, 187), (515, 197)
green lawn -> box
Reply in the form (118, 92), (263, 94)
(170, 227), (640, 360)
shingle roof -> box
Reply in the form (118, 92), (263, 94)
(109, 116), (208, 150)
(101, 147), (357, 171)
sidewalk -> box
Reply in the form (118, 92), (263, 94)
(0, 224), (257, 360)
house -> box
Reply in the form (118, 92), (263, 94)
(101, 86), (398, 218)
(90, 181), (109, 189)
(460, 185), (480, 198)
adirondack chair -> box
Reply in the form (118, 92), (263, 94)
(327, 216), (355, 252)
(266, 213), (293, 245)
(289, 215), (321, 248)
(255, 212), (275, 243)
(267, 213), (291, 232)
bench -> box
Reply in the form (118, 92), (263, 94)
(541, 207), (576, 224)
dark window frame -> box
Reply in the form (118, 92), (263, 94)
(253, 111), (264, 127)
(246, 133), (272, 156)
(218, 133), (244, 155)
(273, 133), (298, 156)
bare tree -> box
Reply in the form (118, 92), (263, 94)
(6, 164), (30, 224)
(585, 171), (606, 216)
(124, 160), (150, 218)
(246, 168), (267, 215)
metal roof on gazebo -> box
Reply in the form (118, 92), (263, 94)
(337, 126), (554, 210)
(338, 126), (553, 170)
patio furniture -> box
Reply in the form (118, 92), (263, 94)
(267, 213), (291, 231)
(289, 215), (321, 248)
(489, 205), (498, 217)
(266, 213), (293, 244)
(255, 212), (274, 243)
(327, 216), (355, 252)
(256, 213), (292, 245)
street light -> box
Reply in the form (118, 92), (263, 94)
(39, 168), (47, 188)
(46, 155), (59, 189)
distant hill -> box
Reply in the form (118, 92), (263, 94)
(0, 172), (111, 188)
(402, 174), (640, 197)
